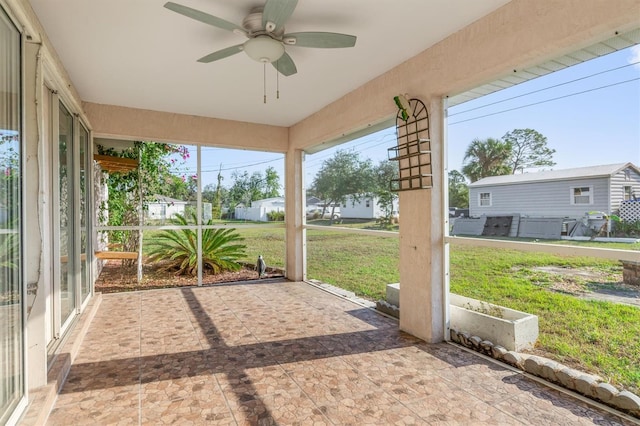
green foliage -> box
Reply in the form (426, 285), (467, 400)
(0, 134), (20, 209)
(98, 142), (191, 221)
(97, 142), (191, 248)
(146, 212), (247, 276)
(461, 137), (512, 182)
(311, 150), (375, 218)
(0, 230), (18, 270)
(267, 211), (285, 221)
(373, 160), (399, 224)
(461, 129), (555, 182)
(612, 219), (640, 237)
(502, 128), (556, 173)
(448, 170), (469, 207)
(227, 166), (281, 209)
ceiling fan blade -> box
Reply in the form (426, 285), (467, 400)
(262, 0), (298, 33)
(197, 44), (244, 63)
(272, 52), (297, 76)
(283, 32), (357, 48)
(164, 2), (245, 34)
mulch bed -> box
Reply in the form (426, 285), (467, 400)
(95, 260), (283, 294)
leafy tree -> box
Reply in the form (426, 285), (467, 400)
(0, 134), (19, 214)
(311, 150), (375, 219)
(262, 166), (281, 199)
(448, 170), (469, 208)
(461, 138), (511, 182)
(502, 128), (556, 173)
(202, 183), (217, 204)
(146, 212), (246, 276)
(227, 167), (281, 210)
(373, 160), (399, 223)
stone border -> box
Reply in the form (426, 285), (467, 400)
(450, 328), (640, 418)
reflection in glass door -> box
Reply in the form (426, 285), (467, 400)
(79, 125), (90, 303)
(57, 103), (75, 328)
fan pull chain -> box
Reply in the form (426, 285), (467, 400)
(276, 62), (280, 99)
(263, 63), (267, 104)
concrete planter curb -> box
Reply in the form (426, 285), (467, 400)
(450, 329), (640, 418)
(449, 294), (538, 351)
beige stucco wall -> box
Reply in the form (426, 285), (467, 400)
(83, 102), (289, 152)
(289, 0), (640, 151)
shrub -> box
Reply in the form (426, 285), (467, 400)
(612, 218), (640, 237)
(267, 211), (285, 221)
(146, 212), (246, 275)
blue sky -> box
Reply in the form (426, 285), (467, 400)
(178, 45), (640, 192)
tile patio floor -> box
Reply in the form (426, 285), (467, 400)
(45, 280), (635, 425)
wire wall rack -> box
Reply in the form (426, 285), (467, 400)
(388, 98), (432, 192)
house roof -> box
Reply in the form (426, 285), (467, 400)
(252, 197), (285, 204)
(468, 162), (640, 187)
(153, 195), (187, 204)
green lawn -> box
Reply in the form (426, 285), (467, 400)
(231, 224), (639, 393)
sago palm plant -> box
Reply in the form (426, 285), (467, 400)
(146, 212), (246, 276)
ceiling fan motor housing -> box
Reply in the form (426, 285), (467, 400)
(243, 7), (284, 38)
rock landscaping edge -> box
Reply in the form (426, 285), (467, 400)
(450, 328), (640, 418)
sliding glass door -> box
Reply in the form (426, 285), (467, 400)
(57, 103), (75, 328)
(51, 101), (92, 341)
(0, 5), (24, 423)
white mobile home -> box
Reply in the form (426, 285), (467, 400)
(235, 196), (285, 222)
(146, 195), (188, 220)
(468, 163), (640, 219)
(146, 195), (213, 222)
(341, 195), (399, 219)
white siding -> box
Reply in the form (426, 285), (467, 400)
(342, 196), (376, 218)
(469, 177), (610, 218)
(610, 167), (640, 213)
(341, 196), (399, 219)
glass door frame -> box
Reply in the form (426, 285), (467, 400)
(50, 96), (92, 340)
(77, 121), (92, 310)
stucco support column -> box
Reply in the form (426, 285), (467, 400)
(284, 149), (306, 281)
(24, 41), (49, 389)
(398, 97), (446, 343)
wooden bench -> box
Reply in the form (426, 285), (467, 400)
(94, 251), (138, 260)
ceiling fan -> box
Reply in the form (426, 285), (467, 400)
(164, 0), (357, 76)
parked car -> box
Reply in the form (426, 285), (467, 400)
(306, 207), (341, 220)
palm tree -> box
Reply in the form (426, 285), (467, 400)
(146, 212), (246, 276)
(461, 138), (512, 182)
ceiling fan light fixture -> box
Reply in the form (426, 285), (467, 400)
(243, 36), (285, 63)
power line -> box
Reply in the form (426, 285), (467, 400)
(448, 77), (640, 126)
(449, 61), (640, 117)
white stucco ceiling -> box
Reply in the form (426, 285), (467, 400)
(29, 0), (511, 127)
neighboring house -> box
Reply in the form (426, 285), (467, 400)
(341, 195), (399, 219)
(468, 162), (640, 219)
(147, 195), (189, 220)
(147, 195), (212, 221)
(235, 196), (284, 222)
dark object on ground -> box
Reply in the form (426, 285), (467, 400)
(256, 255), (266, 278)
